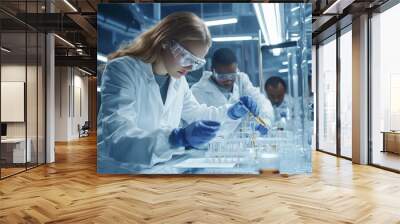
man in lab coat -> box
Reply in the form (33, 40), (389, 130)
(264, 76), (294, 124)
(191, 48), (274, 137)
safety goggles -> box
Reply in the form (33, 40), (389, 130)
(169, 40), (206, 71)
(213, 69), (239, 81)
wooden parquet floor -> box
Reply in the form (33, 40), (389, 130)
(1, 135), (400, 224)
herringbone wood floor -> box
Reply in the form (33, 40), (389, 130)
(1, 135), (400, 224)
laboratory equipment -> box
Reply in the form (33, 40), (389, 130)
(228, 96), (260, 120)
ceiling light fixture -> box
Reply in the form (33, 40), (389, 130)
(212, 36), (254, 42)
(279, 68), (289, 73)
(1, 47), (11, 53)
(78, 67), (92, 76)
(54, 34), (75, 48)
(205, 18), (238, 27)
(63, 0), (78, 12)
(97, 54), (108, 63)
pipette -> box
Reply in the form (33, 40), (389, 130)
(240, 103), (268, 128)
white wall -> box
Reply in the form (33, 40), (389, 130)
(1, 64), (46, 164)
(55, 67), (89, 141)
(1, 65), (40, 138)
(1, 65), (26, 133)
(71, 73), (89, 138)
(55, 67), (69, 141)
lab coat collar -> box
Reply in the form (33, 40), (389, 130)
(144, 61), (179, 88)
(143, 61), (157, 82)
(273, 94), (292, 109)
(201, 71), (240, 103)
(200, 72), (218, 94)
(142, 59), (180, 110)
(164, 77), (178, 110)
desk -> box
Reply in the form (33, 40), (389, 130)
(1, 138), (31, 164)
(382, 131), (400, 154)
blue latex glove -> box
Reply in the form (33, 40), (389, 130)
(255, 124), (268, 136)
(169, 120), (220, 149)
(227, 96), (260, 120)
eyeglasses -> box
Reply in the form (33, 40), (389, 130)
(169, 40), (206, 71)
(213, 69), (239, 81)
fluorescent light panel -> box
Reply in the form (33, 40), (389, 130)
(291, 6), (300, 12)
(212, 36), (254, 42)
(272, 48), (281, 56)
(54, 34), (75, 48)
(78, 67), (92, 76)
(322, 0), (354, 15)
(253, 4), (269, 44)
(97, 54), (108, 63)
(1, 47), (11, 53)
(279, 68), (289, 73)
(63, 0), (78, 12)
(262, 4), (282, 45)
(253, 3), (283, 46)
(291, 37), (300, 41)
(205, 18), (238, 27)
(323, 0), (342, 14)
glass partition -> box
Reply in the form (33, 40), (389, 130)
(1, 30), (28, 177)
(0, 1), (46, 179)
(317, 36), (337, 155)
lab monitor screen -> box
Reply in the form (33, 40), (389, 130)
(96, 3), (313, 175)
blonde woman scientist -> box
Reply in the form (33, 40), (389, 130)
(97, 12), (261, 172)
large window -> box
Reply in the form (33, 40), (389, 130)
(340, 28), (352, 158)
(316, 26), (353, 159)
(317, 36), (337, 154)
(371, 3), (400, 171)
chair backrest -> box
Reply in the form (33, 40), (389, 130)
(82, 121), (90, 129)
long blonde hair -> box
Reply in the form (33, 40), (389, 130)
(108, 12), (212, 63)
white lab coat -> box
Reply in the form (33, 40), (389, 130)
(97, 56), (233, 170)
(191, 71), (274, 135)
(273, 94), (294, 121)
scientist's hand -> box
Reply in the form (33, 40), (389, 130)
(227, 96), (260, 120)
(255, 124), (268, 136)
(169, 120), (220, 149)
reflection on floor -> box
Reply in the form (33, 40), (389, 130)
(373, 150), (400, 171)
(0, 167), (25, 177)
(0, 162), (43, 178)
